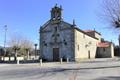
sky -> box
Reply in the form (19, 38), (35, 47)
(0, 0), (119, 47)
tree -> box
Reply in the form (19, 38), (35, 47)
(8, 34), (34, 61)
(20, 39), (33, 60)
(101, 0), (120, 28)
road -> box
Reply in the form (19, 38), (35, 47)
(0, 58), (120, 80)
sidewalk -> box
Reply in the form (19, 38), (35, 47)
(0, 64), (13, 67)
(0, 57), (120, 67)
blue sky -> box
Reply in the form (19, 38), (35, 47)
(0, 0), (119, 47)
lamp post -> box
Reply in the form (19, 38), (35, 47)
(3, 25), (7, 61)
(34, 44), (37, 59)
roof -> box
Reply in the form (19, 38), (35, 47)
(60, 21), (98, 40)
(74, 27), (98, 40)
(40, 19), (99, 40)
(83, 30), (101, 35)
(84, 30), (94, 33)
(97, 42), (110, 48)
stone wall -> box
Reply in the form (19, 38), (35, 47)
(40, 22), (75, 61)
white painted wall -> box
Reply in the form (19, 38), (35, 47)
(74, 29), (98, 61)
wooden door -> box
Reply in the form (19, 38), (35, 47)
(53, 48), (59, 61)
(88, 50), (90, 59)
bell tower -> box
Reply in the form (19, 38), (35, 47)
(50, 4), (62, 21)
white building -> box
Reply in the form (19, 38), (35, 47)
(39, 5), (114, 62)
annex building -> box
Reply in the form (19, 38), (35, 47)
(39, 5), (114, 61)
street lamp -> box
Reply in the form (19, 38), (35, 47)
(3, 25), (7, 61)
(34, 44), (37, 59)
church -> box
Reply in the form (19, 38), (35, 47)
(39, 5), (114, 62)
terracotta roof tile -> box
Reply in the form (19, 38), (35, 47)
(83, 30), (101, 35)
(97, 42), (110, 47)
(83, 30), (94, 33)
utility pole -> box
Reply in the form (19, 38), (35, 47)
(34, 43), (37, 59)
(3, 25), (7, 61)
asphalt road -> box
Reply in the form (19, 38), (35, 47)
(0, 58), (120, 80)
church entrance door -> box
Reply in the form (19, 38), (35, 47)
(53, 48), (59, 61)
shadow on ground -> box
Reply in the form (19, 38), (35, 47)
(27, 65), (120, 74)
(61, 65), (120, 71)
(94, 76), (120, 80)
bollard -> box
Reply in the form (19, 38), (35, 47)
(67, 58), (69, 63)
(60, 58), (63, 64)
(40, 59), (42, 66)
(17, 59), (19, 65)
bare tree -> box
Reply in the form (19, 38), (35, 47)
(20, 38), (34, 60)
(101, 0), (120, 28)
(8, 34), (34, 61)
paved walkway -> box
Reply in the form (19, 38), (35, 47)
(0, 58), (120, 80)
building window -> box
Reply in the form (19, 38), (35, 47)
(63, 39), (67, 45)
(64, 42), (67, 45)
(44, 43), (47, 46)
(43, 41), (47, 47)
(85, 44), (88, 48)
(89, 41), (92, 45)
(78, 45), (79, 51)
(52, 34), (55, 37)
(57, 34), (60, 37)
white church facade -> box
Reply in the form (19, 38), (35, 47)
(39, 5), (114, 62)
